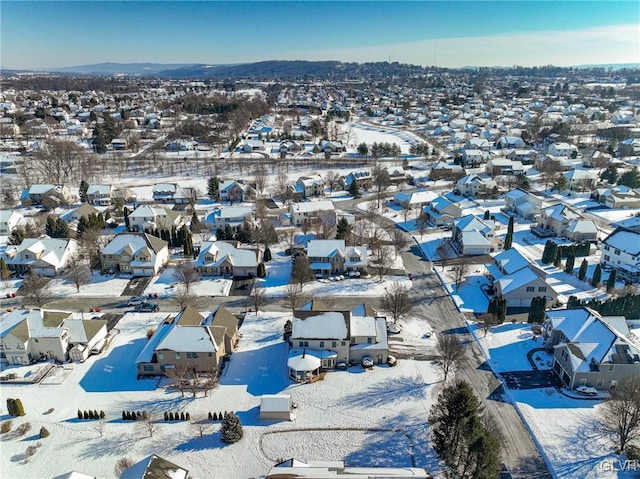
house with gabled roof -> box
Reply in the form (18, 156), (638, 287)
(4, 236), (77, 276)
(218, 180), (256, 203)
(486, 247), (530, 281)
(494, 265), (557, 308)
(394, 189), (438, 210)
(455, 174), (497, 198)
(22, 184), (71, 206)
(340, 170), (372, 190)
(152, 183), (194, 204)
(563, 169), (598, 191)
(290, 200), (335, 228)
(422, 195), (463, 227)
(485, 158), (524, 177)
(101, 232), (168, 276)
(120, 454), (188, 479)
(601, 227), (640, 283)
(135, 305), (238, 377)
(594, 185), (640, 209)
(128, 205), (182, 232)
(86, 184), (116, 206)
(195, 240), (261, 278)
(266, 458), (431, 479)
(306, 239), (367, 277)
(538, 204), (598, 242)
(61, 203), (100, 226)
(503, 188), (547, 220)
(543, 307), (640, 391)
(210, 206), (253, 230)
(452, 215), (495, 255)
(0, 209), (22, 235)
(294, 175), (325, 199)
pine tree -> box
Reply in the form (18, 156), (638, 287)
(185, 412), (190, 421)
(164, 412), (169, 421)
(348, 179), (360, 198)
(122, 411), (126, 421)
(591, 263), (602, 287)
(13, 399), (25, 416)
(0, 258), (9, 282)
(503, 230), (512, 250)
(79, 180), (89, 203)
(84, 410), (89, 420)
(541, 241), (557, 265)
(263, 246), (272, 262)
(208, 412), (212, 421)
(565, 254), (575, 275)
(190, 211), (201, 234)
(207, 176), (220, 200)
(7, 399), (16, 416)
(578, 259), (588, 281)
(123, 207), (130, 230)
(528, 297), (546, 323)
(606, 269), (617, 293)
(554, 249), (563, 268)
(487, 297), (507, 323)
(180, 412), (185, 421)
(78, 409), (83, 420)
(257, 263), (266, 278)
(335, 217), (351, 239)
(483, 210), (490, 220)
(220, 412), (243, 444)
(100, 410), (105, 419)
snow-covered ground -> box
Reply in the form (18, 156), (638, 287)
(0, 310), (443, 479)
(47, 274), (131, 298)
(143, 267), (233, 298)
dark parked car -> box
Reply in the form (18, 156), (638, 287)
(135, 302), (159, 312)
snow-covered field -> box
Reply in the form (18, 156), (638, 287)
(143, 267), (233, 298)
(47, 274), (131, 298)
(0, 310), (443, 479)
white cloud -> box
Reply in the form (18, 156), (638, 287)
(281, 24), (640, 67)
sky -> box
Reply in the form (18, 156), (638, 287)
(1, 1), (639, 69)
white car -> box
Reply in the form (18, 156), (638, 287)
(576, 385), (598, 396)
(127, 296), (145, 306)
(361, 356), (374, 368)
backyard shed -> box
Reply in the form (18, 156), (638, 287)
(260, 394), (295, 421)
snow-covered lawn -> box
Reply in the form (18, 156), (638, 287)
(0, 309), (443, 479)
(46, 274), (131, 298)
(143, 267), (233, 297)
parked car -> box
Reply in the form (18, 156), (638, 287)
(135, 302), (159, 312)
(127, 296), (146, 306)
(387, 355), (397, 367)
(336, 361), (348, 370)
(575, 385), (598, 396)
(361, 356), (374, 368)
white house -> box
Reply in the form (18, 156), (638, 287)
(306, 239), (367, 277)
(4, 236), (77, 276)
(195, 240), (261, 278)
(86, 184), (116, 206)
(0, 210), (22, 235)
(128, 205), (182, 232)
(549, 142), (577, 158)
(563, 169), (599, 191)
(152, 183), (194, 204)
(455, 174), (497, 198)
(452, 215), (495, 255)
(290, 200), (335, 227)
(494, 266), (557, 307)
(210, 206), (253, 230)
(394, 189), (438, 210)
(601, 227), (640, 283)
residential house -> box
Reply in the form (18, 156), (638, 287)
(485, 247), (530, 281)
(290, 200), (336, 228)
(195, 240), (261, 278)
(120, 455), (188, 479)
(535, 155), (573, 173)
(152, 183), (194, 204)
(62, 203), (100, 227)
(494, 265), (557, 307)
(241, 139), (265, 152)
(128, 205), (182, 232)
(0, 210), (22, 235)
(594, 186), (640, 209)
(537, 204), (598, 242)
(600, 227), (640, 283)
(306, 239), (367, 277)
(210, 206), (253, 230)
(86, 184), (116, 206)
(393, 189), (438, 210)
(385, 166), (407, 185)
(288, 303), (387, 382)
(294, 175), (325, 199)
(452, 215), (495, 255)
(23, 184), (71, 206)
(319, 140), (345, 154)
(266, 459), (431, 479)
(135, 305), (238, 377)
(564, 169), (599, 191)
(496, 136), (526, 149)
(218, 180), (256, 203)
(507, 149), (537, 164)
(503, 188), (547, 220)
(462, 149), (489, 166)
(101, 232), (168, 276)
(4, 236), (77, 276)
(455, 174), (497, 198)
(429, 162), (465, 181)
(485, 158), (524, 177)
(549, 142), (577, 158)
(340, 170), (372, 191)
(543, 308), (640, 391)
(65, 318), (109, 362)
(422, 195), (464, 227)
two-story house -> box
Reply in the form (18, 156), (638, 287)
(394, 190), (438, 211)
(86, 184), (116, 206)
(290, 200), (336, 228)
(306, 239), (367, 277)
(0, 210), (22, 235)
(135, 305), (239, 377)
(422, 195), (464, 227)
(543, 307), (640, 391)
(218, 180), (256, 203)
(600, 227), (640, 283)
(210, 206), (254, 230)
(594, 186), (640, 209)
(294, 176), (325, 199)
(485, 158), (524, 177)
(4, 236), (77, 276)
(503, 188), (547, 220)
(195, 240), (261, 278)
(152, 183), (194, 204)
(537, 204), (598, 242)
(22, 184), (71, 206)
(128, 205), (182, 232)
(455, 174), (498, 198)
(101, 232), (168, 276)
(494, 265), (557, 308)
(451, 215), (495, 255)
(563, 169), (598, 192)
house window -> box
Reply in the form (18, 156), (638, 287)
(332, 341), (337, 348)
(608, 364), (614, 371)
(604, 255), (610, 261)
(157, 352), (164, 360)
(538, 286), (547, 292)
(604, 245), (610, 251)
(143, 365), (154, 372)
(208, 352), (212, 357)
(186, 352), (198, 359)
(175, 352), (181, 359)
(615, 249), (620, 255)
(341, 341), (346, 346)
(526, 286), (535, 292)
(298, 341), (309, 348)
(319, 341), (324, 348)
(597, 379), (604, 388)
(367, 337), (372, 344)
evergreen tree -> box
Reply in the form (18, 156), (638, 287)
(207, 176), (220, 200)
(79, 180), (89, 203)
(78, 409), (83, 420)
(578, 259), (588, 281)
(291, 254), (315, 290)
(618, 166), (640, 189)
(348, 179), (360, 198)
(13, 399), (25, 416)
(7, 399), (16, 416)
(220, 412), (243, 444)
(483, 210), (490, 220)
(263, 246), (272, 262)
(0, 258), (10, 282)
(123, 206), (130, 230)
(567, 296), (581, 308)
(565, 254), (575, 275)
(541, 241), (557, 265)
(487, 297), (507, 323)
(528, 297), (546, 323)
(591, 264), (602, 287)
(190, 211), (202, 234)
(8, 227), (26, 246)
(606, 269), (617, 293)
(554, 249), (563, 268)
(257, 262), (266, 278)
(335, 217), (351, 240)
(503, 230), (513, 250)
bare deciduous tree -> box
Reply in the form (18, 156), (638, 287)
(93, 418), (106, 438)
(436, 333), (465, 383)
(173, 262), (200, 293)
(274, 171), (292, 206)
(33, 139), (85, 184)
(435, 240), (453, 271)
(114, 457), (134, 477)
(164, 364), (193, 398)
(372, 165), (391, 208)
(479, 312), (499, 337)
(253, 163), (269, 197)
(175, 285), (196, 310)
(65, 254), (91, 292)
(250, 280), (266, 314)
(381, 281), (413, 324)
(451, 258), (470, 291)
(599, 375), (640, 454)
(190, 416), (213, 438)
(324, 170), (340, 194)
(21, 273), (52, 307)
(390, 228), (409, 258)
(370, 244), (394, 282)
(284, 283), (306, 312)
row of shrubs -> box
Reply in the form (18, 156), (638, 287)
(122, 411), (148, 421)
(164, 411), (190, 422)
(6, 398), (25, 417)
(77, 410), (106, 420)
(208, 411), (231, 421)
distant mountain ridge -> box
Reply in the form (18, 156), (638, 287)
(37, 62), (196, 75)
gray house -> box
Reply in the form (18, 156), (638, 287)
(543, 307), (640, 391)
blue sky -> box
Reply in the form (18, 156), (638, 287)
(2, 1), (639, 69)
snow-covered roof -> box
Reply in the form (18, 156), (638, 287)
(260, 394), (291, 412)
(497, 267), (542, 295)
(197, 241), (258, 268)
(307, 239), (345, 258)
(493, 247), (529, 275)
(102, 233), (167, 255)
(290, 200), (334, 214)
(603, 228), (640, 255)
(292, 312), (348, 340)
(461, 230), (491, 247)
(350, 315), (377, 337)
(157, 325), (217, 353)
